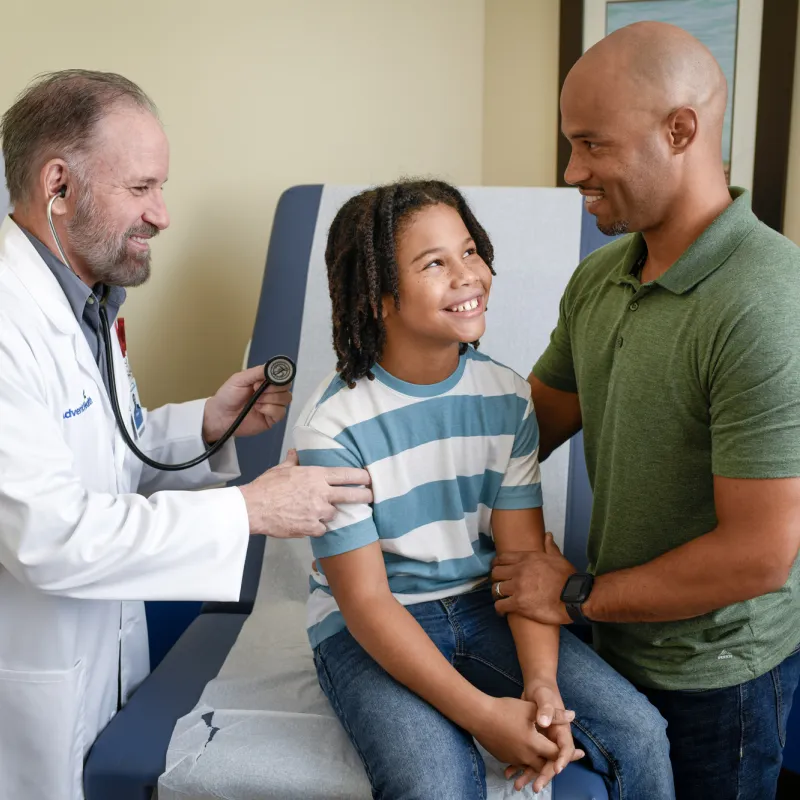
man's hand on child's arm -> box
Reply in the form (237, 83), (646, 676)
(320, 542), (564, 770)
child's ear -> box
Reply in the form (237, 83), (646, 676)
(380, 296), (392, 320)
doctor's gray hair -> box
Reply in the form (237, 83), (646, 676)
(0, 69), (159, 206)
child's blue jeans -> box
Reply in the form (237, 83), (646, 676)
(313, 585), (674, 800)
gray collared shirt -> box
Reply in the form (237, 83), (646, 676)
(21, 228), (126, 396)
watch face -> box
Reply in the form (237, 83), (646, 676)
(563, 574), (591, 602)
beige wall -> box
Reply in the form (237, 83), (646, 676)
(1, 0), (485, 406)
(483, 0), (560, 186)
(7, 1), (799, 407)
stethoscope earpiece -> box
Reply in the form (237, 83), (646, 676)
(47, 186), (73, 273)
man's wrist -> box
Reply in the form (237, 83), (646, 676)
(581, 576), (602, 622)
(201, 399), (212, 442)
(237, 484), (259, 535)
(202, 399), (221, 444)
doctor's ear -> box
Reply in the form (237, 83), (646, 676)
(42, 160), (71, 215)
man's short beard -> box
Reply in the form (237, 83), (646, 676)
(66, 183), (157, 287)
(597, 219), (630, 236)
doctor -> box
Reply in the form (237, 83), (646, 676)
(0, 70), (372, 800)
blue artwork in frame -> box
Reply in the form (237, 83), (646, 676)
(606, 0), (739, 181)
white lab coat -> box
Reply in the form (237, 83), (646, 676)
(0, 217), (251, 800)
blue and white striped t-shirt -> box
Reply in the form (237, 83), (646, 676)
(294, 347), (543, 648)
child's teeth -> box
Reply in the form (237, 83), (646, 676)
(451, 298), (479, 312)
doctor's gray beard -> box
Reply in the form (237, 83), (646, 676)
(67, 188), (158, 287)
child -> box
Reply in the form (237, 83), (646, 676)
(294, 180), (674, 800)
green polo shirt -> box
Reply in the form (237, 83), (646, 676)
(533, 189), (800, 690)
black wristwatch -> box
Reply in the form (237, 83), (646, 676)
(560, 572), (595, 625)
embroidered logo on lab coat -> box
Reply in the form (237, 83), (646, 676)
(63, 390), (94, 419)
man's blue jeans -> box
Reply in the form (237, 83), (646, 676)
(314, 586), (674, 800)
(638, 643), (800, 800)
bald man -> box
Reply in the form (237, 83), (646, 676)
(491, 21), (800, 799)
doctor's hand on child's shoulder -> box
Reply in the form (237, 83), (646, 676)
(239, 449), (372, 539)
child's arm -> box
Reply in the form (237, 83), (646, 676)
(493, 507), (560, 699)
(489, 382), (581, 790)
(320, 542), (566, 773)
(492, 506), (578, 789)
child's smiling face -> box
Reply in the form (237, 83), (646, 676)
(383, 203), (492, 350)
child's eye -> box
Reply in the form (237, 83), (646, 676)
(463, 247), (477, 258)
(424, 259), (443, 270)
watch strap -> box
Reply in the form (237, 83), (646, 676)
(564, 601), (593, 625)
(561, 572), (595, 625)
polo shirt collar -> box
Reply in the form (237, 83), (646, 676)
(610, 188), (759, 294)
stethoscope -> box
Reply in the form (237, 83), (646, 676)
(47, 185), (296, 471)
